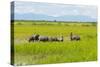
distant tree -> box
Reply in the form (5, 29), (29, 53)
(54, 20), (56, 22)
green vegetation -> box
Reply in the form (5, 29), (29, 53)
(12, 21), (97, 66)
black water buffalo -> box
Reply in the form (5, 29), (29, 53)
(38, 36), (49, 42)
(48, 37), (57, 41)
(49, 36), (63, 42)
(28, 34), (39, 42)
(28, 34), (64, 42)
(70, 32), (80, 41)
(58, 36), (63, 42)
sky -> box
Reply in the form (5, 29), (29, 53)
(12, 1), (98, 21)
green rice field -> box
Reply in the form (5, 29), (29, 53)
(11, 21), (97, 65)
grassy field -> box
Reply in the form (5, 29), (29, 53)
(12, 21), (97, 66)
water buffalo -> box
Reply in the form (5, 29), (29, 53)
(28, 34), (39, 42)
(38, 36), (49, 42)
(28, 34), (64, 42)
(70, 32), (80, 41)
(48, 36), (57, 41)
(49, 36), (63, 42)
(57, 36), (63, 42)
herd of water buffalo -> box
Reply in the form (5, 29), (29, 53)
(28, 32), (80, 42)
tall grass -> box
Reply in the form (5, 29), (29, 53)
(13, 21), (97, 65)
